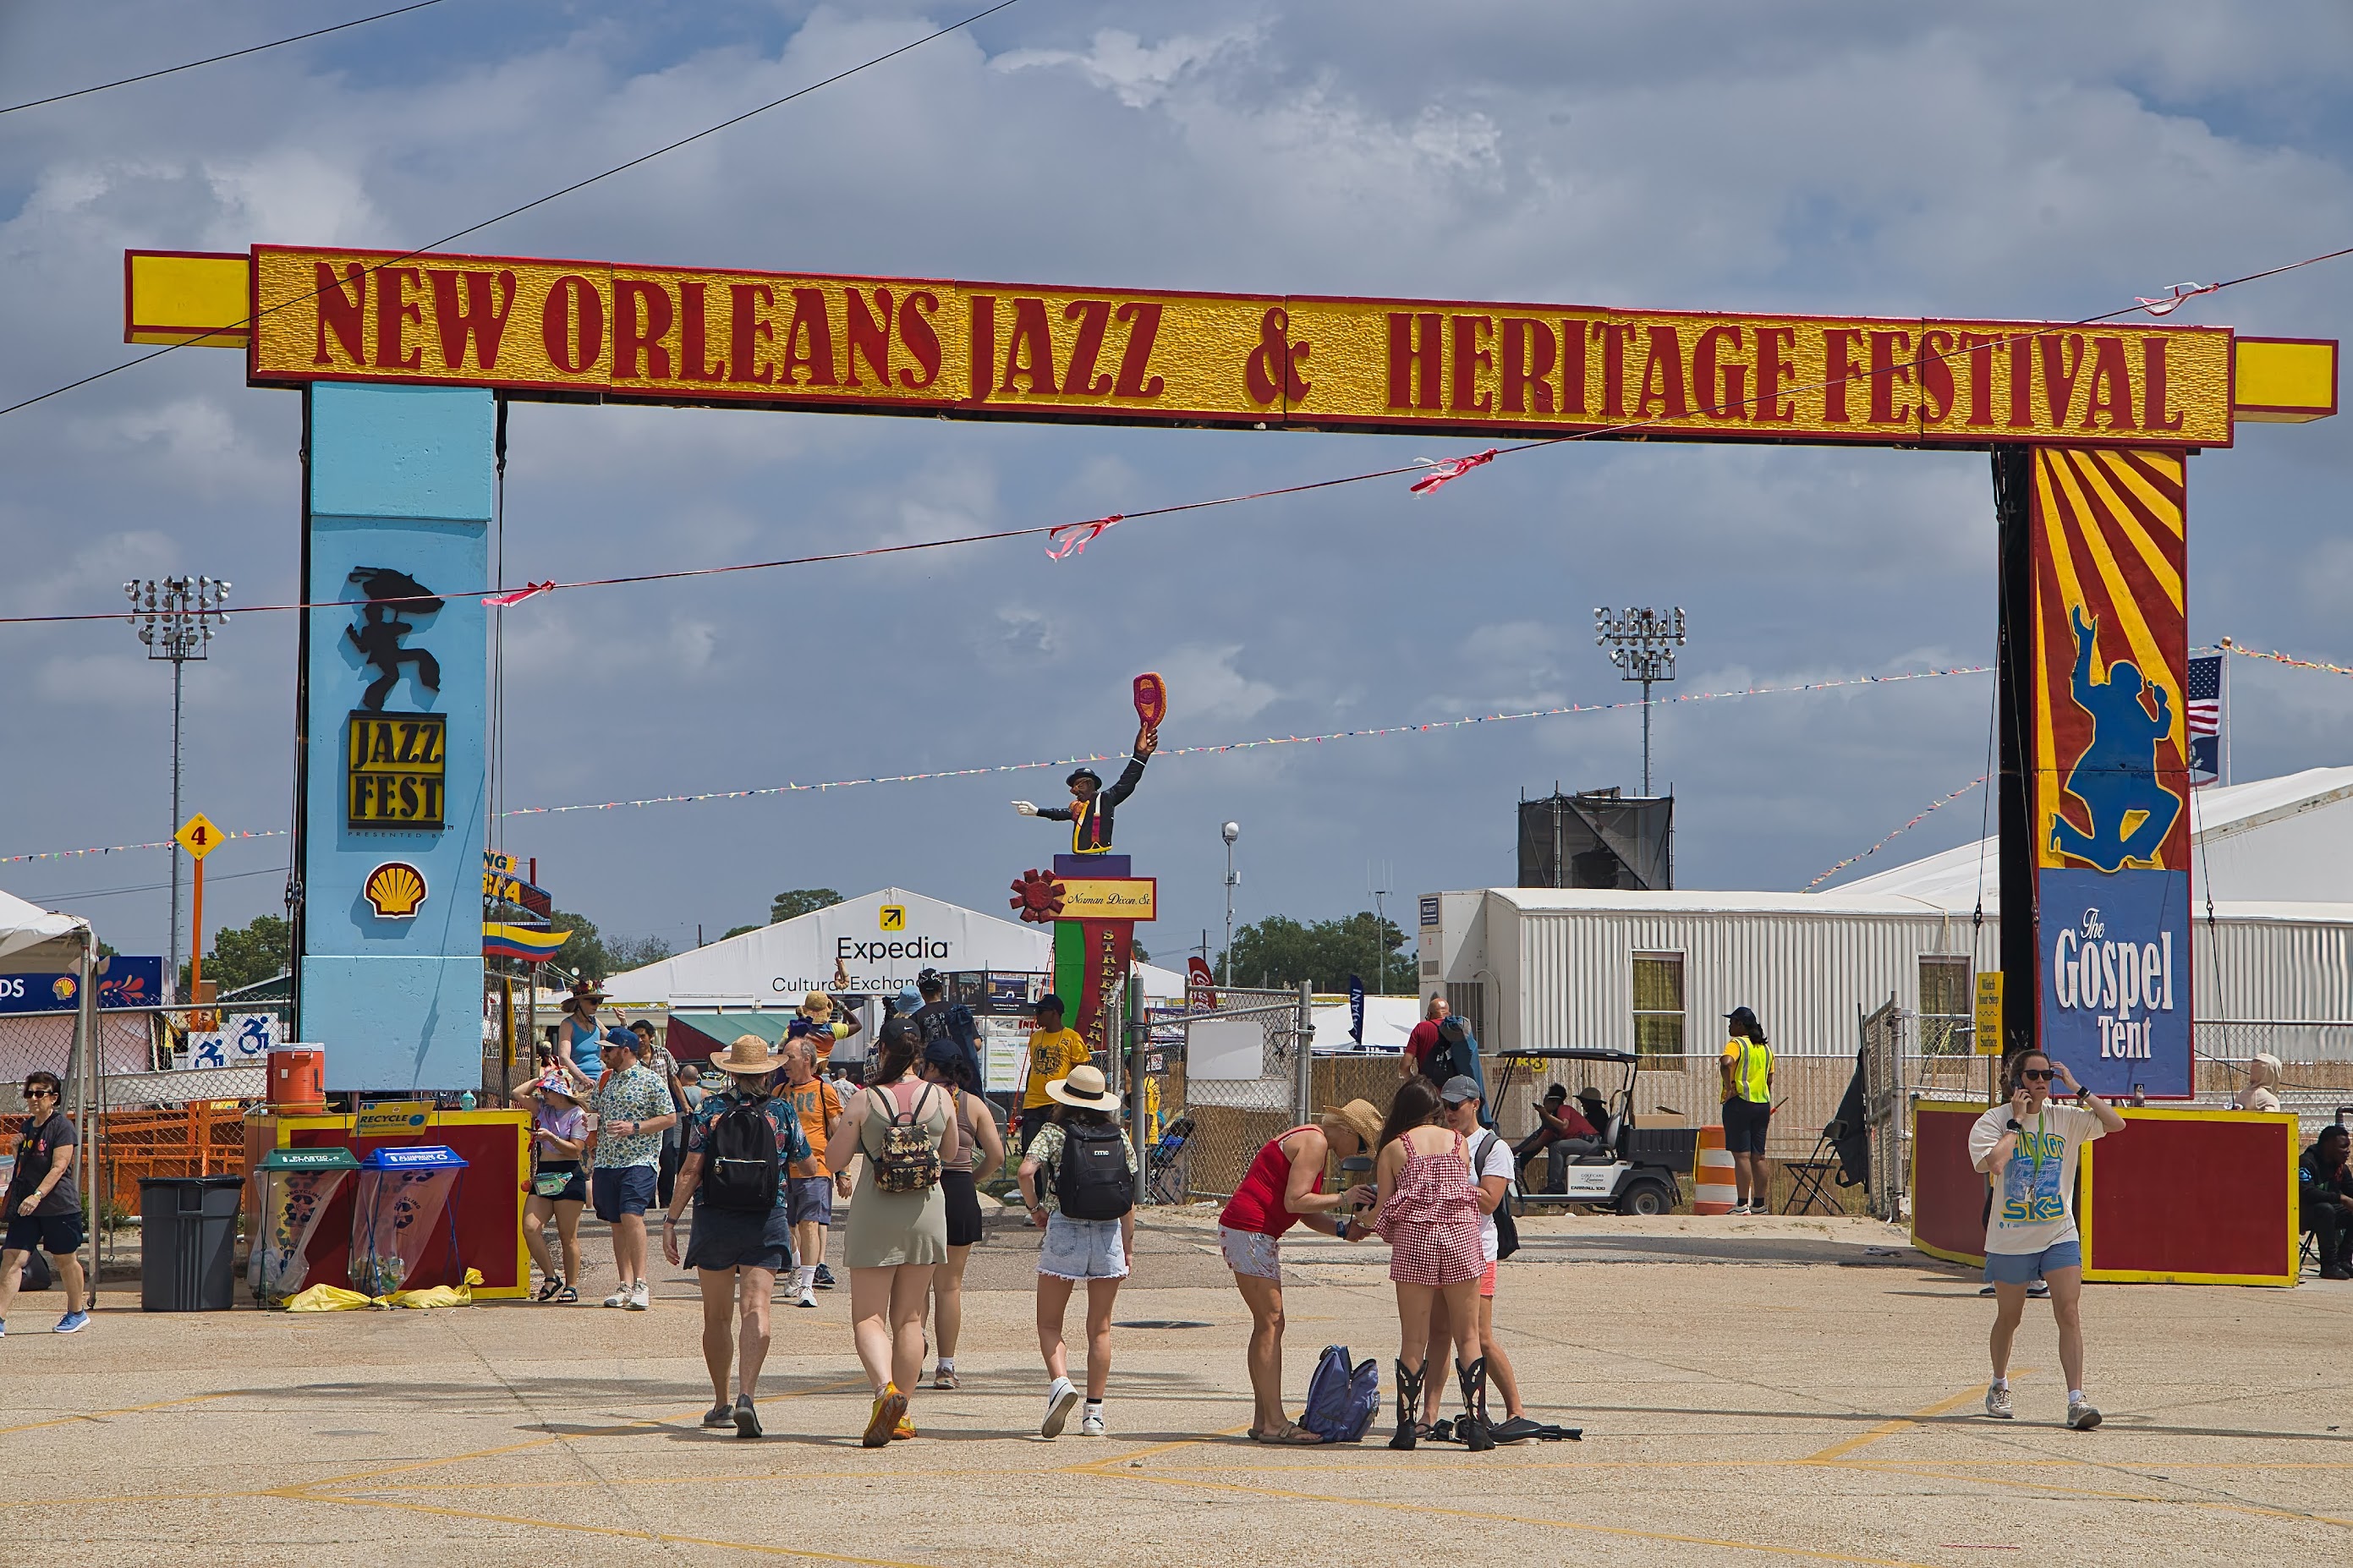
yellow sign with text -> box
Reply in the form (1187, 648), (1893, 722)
(355, 1099), (435, 1137)
(1055, 878), (1157, 923)
(236, 245), (2243, 448)
(1974, 973), (2005, 1055)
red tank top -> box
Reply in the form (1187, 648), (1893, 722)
(1218, 1126), (1324, 1236)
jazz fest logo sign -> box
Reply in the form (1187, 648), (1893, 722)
(344, 566), (447, 831)
(2032, 447), (2191, 1097)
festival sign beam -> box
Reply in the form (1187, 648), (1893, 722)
(121, 244), (2338, 1099)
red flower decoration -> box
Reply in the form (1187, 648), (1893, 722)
(1009, 869), (1067, 924)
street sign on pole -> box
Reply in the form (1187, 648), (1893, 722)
(174, 813), (222, 860)
(1973, 972), (2005, 1056)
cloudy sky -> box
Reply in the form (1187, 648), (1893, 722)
(4, 1), (2351, 975)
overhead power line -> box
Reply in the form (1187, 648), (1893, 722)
(0, 1), (448, 116)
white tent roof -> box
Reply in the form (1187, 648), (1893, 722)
(1832, 765), (2353, 913)
(605, 886), (1186, 1009)
(0, 885), (85, 963)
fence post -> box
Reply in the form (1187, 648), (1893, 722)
(1295, 980), (1314, 1125)
(1128, 970), (1148, 1204)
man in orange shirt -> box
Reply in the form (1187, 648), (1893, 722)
(777, 1039), (847, 1308)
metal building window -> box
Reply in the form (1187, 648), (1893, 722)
(1919, 956), (1973, 1055)
(1632, 952), (1686, 1060)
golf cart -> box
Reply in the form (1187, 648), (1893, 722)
(1488, 1047), (1698, 1217)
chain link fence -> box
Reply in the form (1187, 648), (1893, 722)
(1155, 984), (1311, 1201)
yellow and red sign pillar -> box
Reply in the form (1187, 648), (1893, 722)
(1011, 858), (1156, 1060)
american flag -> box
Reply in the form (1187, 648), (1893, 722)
(2186, 653), (2223, 787)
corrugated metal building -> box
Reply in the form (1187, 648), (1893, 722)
(1418, 767), (2353, 1140)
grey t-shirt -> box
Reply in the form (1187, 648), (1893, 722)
(8, 1110), (80, 1217)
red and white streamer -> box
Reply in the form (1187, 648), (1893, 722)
(1408, 448), (1498, 495)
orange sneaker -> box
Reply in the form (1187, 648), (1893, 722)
(864, 1384), (908, 1449)
(891, 1415), (916, 1440)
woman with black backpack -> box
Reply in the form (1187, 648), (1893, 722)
(1016, 1064), (1135, 1439)
(825, 1017), (961, 1448)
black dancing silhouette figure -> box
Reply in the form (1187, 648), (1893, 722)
(344, 567), (442, 711)
(2050, 603), (2181, 874)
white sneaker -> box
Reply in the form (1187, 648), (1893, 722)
(2066, 1396), (2102, 1431)
(625, 1280), (650, 1311)
(602, 1286), (630, 1308)
(1729, 1202), (1750, 1215)
(1983, 1384), (2014, 1419)
(796, 1287), (817, 1309)
(1080, 1409), (1105, 1437)
(1042, 1376), (1079, 1439)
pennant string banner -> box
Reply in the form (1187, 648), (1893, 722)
(1803, 776), (1988, 891)
(3, 663), (1988, 865)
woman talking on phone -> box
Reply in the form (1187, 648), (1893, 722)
(1969, 1049), (2125, 1429)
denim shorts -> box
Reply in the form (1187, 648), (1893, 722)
(1983, 1237), (2082, 1284)
(1038, 1212), (1128, 1280)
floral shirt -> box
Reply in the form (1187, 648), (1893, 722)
(685, 1088), (812, 1206)
(591, 1063), (671, 1170)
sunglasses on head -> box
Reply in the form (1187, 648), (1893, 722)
(2020, 1068), (2056, 1081)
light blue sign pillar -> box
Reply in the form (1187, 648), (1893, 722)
(299, 382), (492, 1093)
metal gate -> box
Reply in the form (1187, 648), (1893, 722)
(1162, 983), (1313, 1201)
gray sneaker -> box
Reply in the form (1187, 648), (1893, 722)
(702, 1403), (735, 1428)
(1983, 1384), (2014, 1419)
(625, 1280), (650, 1311)
(2066, 1397), (2102, 1431)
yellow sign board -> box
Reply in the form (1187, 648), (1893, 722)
(355, 1099), (435, 1137)
(1974, 973), (2005, 1055)
(1054, 878), (1157, 923)
(879, 905), (907, 931)
(347, 710), (447, 830)
(174, 813), (222, 860)
(209, 244), (2259, 449)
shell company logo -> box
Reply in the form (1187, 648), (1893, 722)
(364, 861), (429, 918)
(50, 976), (77, 1005)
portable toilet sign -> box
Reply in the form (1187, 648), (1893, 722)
(121, 246), (2338, 1102)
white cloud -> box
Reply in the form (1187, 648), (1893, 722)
(1156, 642), (1280, 722)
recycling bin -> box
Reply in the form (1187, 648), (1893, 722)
(140, 1174), (243, 1312)
(247, 1146), (359, 1305)
(349, 1145), (468, 1297)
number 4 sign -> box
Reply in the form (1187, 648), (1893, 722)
(175, 813), (222, 860)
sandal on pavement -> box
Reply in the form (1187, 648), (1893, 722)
(535, 1276), (564, 1303)
(555, 1282), (579, 1303)
(1248, 1421), (1325, 1445)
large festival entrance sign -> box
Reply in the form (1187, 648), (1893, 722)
(126, 247), (2336, 1094)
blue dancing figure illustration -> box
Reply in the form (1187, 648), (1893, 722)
(2050, 604), (2181, 873)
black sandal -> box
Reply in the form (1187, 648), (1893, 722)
(535, 1275), (564, 1303)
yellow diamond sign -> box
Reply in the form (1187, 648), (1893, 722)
(174, 813), (223, 861)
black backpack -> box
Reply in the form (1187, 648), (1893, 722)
(1055, 1121), (1134, 1220)
(1473, 1131), (1520, 1261)
(1426, 1017), (1478, 1083)
(702, 1097), (782, 1214)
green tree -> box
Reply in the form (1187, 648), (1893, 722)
(181, 913), (291, 995)
(1218, 911), (1412, 993)
(544, 910), (673, 982)
(769, 887), (844, 924)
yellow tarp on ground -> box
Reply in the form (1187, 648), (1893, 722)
(282, 1269), (483, 1311)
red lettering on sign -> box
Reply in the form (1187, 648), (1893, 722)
(1593, 321), (1637, 419)
(1868, 330), (1912, 424)
(2141, 337), (2184, 432)
(1560, 316), (1588, 415)
(967, 295), (995, 402)
(1916, 329), (1956, 424)
(1450, 315), (1494, 414)
(1754, 326), (1796, 423)
(1000, 298), (1056, 394)
(614, 280), (674, 380)
(1111, 302), (1165, 397)
(427, 269), (515, 371)
(1692, 325), (1745, 420)
(375, 266), (425, 370)
(542, 276), (604, 374)
(727, 282), (776, 384)
(315, 262), (367, 366)
(2079, 335), (2135, 431)
(898, 290), (942, 389)
(676, 282), (727, 383)
(2007, 335), (2035, 427)
(1634, 325), (1688, 420)
(1499, 317), (1555, 414)
(1958, 332), (2001, 426)
(845, 288), (893, 387)
(1821, 328), (1864, 423)
(2038, 332), (2085, 427)
(1062, 299), (1113, 396)
(1387, 313), (1441, 410)
(782, 288), (836, 387)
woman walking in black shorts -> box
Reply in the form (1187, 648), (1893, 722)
(922, 1035), (1004, 1388)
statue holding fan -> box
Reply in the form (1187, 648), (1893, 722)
(1012, 672), (1166, 855)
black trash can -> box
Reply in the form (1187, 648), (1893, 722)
(140, 1174), (243, 1312)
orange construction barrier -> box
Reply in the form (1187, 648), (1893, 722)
(1692, 1125), (1736, 1214)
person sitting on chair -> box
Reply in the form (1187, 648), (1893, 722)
(2301, 1125), (2353, 1280)
(1514, 1085), (1602, 1194)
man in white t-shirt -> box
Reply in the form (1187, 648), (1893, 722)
(1416, 1075), (1540, 1444)
(1967, 1049), (2125, 1429)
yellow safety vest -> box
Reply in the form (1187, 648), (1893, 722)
(1727, 1037), (1772, 1103)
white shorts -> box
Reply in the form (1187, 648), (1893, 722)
(1218, 1225), (1281, 1282)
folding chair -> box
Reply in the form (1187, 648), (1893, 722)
(1781, 1121), (1846, 1215)
(1145, 1115), (1195, 1205)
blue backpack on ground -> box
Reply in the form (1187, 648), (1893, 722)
(1300, 1345), (1379, 1442)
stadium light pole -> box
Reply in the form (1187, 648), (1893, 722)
(1221, 820), (1241, 988)
(1594, 606), (1687, 796)
(126, 575), (230, 995)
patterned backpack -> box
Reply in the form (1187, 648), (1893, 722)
(871, 1082), (941, 1194)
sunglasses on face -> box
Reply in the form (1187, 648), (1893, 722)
(23, 1088), (57, 1099)
(2020, 1069), (2056, 1082)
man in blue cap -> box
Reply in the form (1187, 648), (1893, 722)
(588, 1025), (677, 1310)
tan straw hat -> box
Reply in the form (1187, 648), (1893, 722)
(714, 1033), (785, 1077)
(1045, 1063), (1120, 1110)
(1320, 1098), (1382, 1153)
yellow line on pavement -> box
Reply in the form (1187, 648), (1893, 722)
(0, 1390), (232, 1436)
(1804, 1375), (2027, 1462)
(311, 1491), (946, 1565)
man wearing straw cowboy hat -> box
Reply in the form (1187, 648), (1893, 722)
(663, 1034), (811, 1440)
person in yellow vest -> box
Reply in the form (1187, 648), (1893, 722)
(1718, 1006), (1774, 1214)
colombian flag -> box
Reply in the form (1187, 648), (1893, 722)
(485, 923), (566, 963)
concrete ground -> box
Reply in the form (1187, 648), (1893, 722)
(5, 1207), (2350, 1566)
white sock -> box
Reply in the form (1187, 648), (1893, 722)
(798, 1265), (814, 1292)
(2069, 1388), (2086, 1402)
(1991, 1377), (2008, 1390)
(1084, 1398), (1104, 1415)
(936, 1357), (955, 1373)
